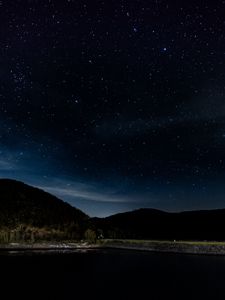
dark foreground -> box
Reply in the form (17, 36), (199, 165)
(1, 249), (225, 300)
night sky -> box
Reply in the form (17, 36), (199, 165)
(1, 0), (225, 217)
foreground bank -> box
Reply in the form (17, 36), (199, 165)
(2, 240), (225, 255)
(0, 242), (98, 251)
(98, 239), (225, 255)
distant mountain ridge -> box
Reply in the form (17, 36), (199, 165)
(93, 208), (225, 241)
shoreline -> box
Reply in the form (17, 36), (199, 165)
(0, 242), (98, 251)
(2, 240), (225, 255)
(98, 239), (225, 256)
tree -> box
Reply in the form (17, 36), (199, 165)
(84, 229), (96, 243)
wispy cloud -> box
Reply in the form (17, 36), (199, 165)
(95, 89), (225, 139)
(38, 184), (135, 203)
(0, 160), (16, 170)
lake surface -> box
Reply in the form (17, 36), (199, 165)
(1, 249), (225, 299)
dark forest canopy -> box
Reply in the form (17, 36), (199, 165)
(0, 179), (89, 242)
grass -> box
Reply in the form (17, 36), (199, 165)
(99, 239), (225, 246)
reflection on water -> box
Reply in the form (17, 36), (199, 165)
(0, 249), (225, 299)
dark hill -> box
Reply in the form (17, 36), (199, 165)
(93, 208), (225, 241)
(0, 179), (89, 242)
(2, 178), (225, 242)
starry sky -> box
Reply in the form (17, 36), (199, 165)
(1, 0), (225, 217)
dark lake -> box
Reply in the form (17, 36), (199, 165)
(1, 249), (225, 299)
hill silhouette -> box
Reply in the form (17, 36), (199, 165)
(1, 179), (225, 242)
(93, 208), (225, 241)
(0, 179), (89, 242)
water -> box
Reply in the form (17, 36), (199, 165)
(1, 249), (225, 299)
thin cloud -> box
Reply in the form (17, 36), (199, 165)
(0, 159), (16, 170)
(39, 185), (135, 203)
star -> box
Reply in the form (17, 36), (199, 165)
(0, 0), (224, 217)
